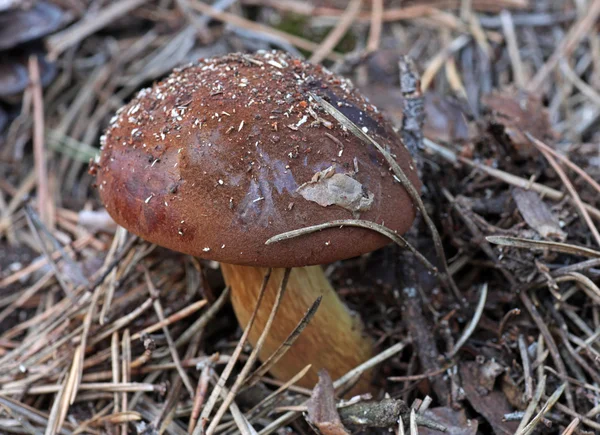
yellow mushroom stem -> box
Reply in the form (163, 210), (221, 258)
(220, 264), (374, 393)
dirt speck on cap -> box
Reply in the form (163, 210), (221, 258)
(297, 166), (374, 216)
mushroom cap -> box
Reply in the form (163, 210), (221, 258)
(96, 51), (421, 267)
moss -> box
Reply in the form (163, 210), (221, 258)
(275, 13), (357, 57)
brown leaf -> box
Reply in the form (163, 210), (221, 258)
(482, 88), (557, 157)
(501, 372), (529, 410)
(460, 362), (518, 435)
(478, 359), (506, 392)
(0, 2), (65, 50)
(512, 188), (567, 241)
(306, 370), (351, 435)
(361, 86), (474, 143)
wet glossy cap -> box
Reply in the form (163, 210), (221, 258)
(95, 51), (421, 267)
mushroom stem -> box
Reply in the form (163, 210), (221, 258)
(221, 264), (374, 393)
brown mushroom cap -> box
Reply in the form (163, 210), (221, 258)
(96, 51), (420, 267)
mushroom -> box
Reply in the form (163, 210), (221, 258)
(94, 50), (420, 393)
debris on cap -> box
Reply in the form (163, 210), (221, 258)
(297, 165), (374, 216)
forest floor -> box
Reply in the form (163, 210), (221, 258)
(1, 0), (600, 434)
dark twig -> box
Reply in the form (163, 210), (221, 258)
(339, 398), (446, 432)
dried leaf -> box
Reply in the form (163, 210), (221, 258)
(460, 362), (518, 435)
(362, 86), (474, 143)
(482, 88), (556, 157)
(306, 370), (350, 435)
(501, 373), (529, 410)
(478, 359), (506, 392)
(512, 188), (567, 240)
(0, 2), (65, 50)
(297, 166), (373, 215)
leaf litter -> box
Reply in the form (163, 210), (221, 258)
(1, 0), (600, 434)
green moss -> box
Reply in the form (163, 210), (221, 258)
(275, 13), (357, 57)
